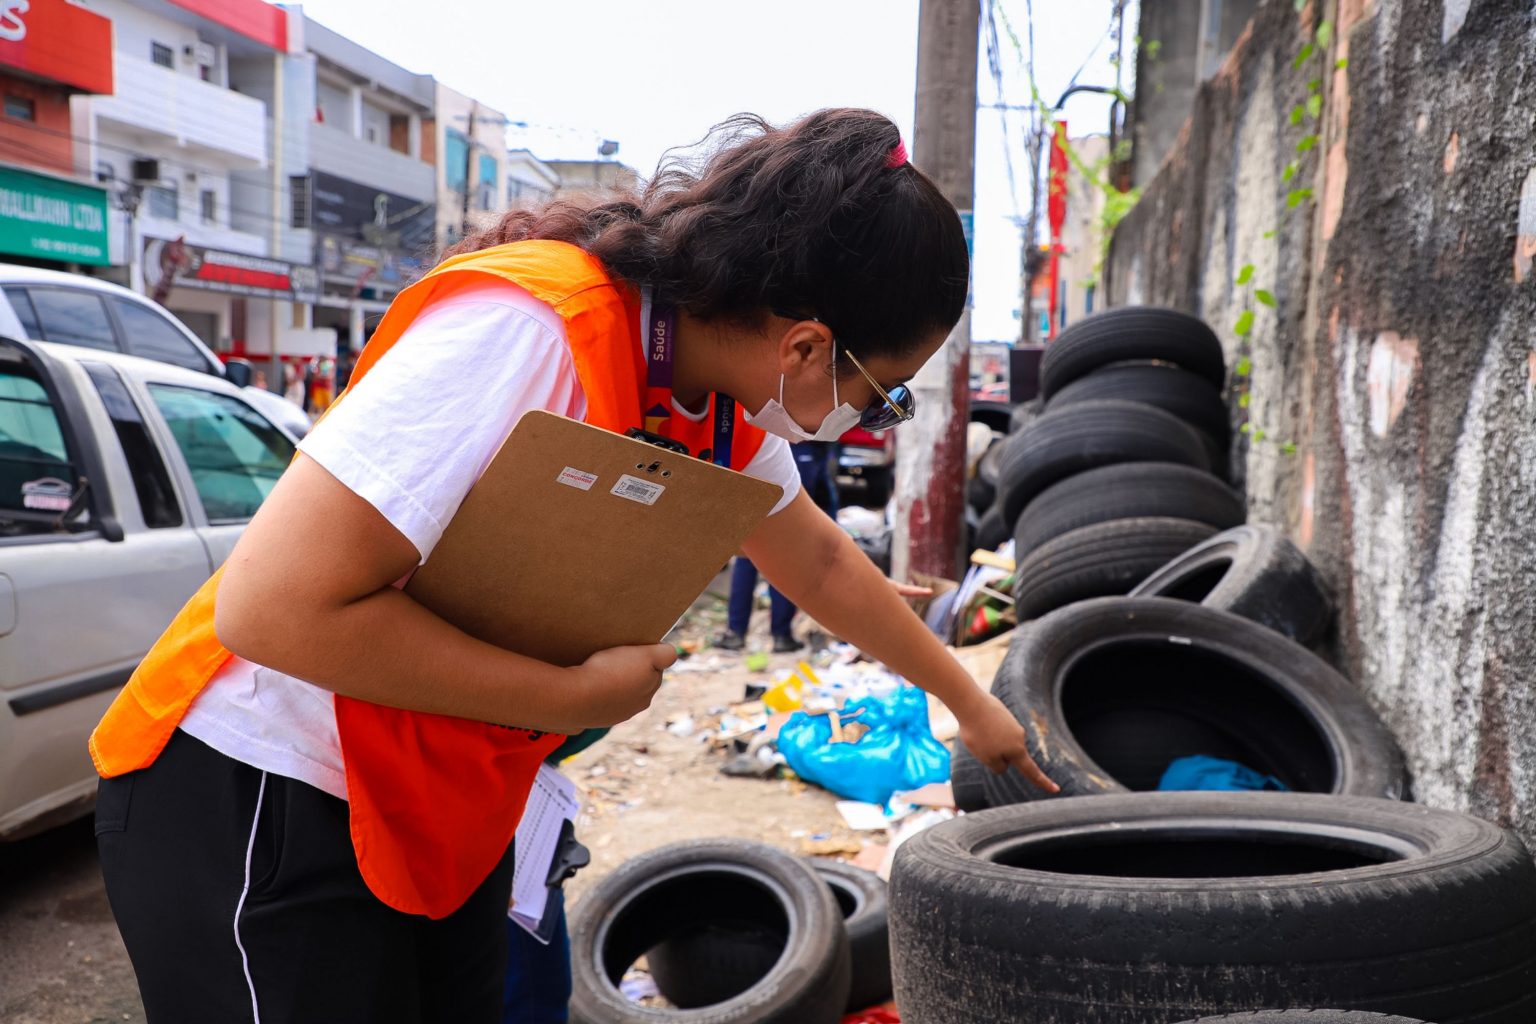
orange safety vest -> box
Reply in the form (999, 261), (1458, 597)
(90, 240), (768, 918)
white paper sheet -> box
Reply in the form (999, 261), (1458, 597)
(508, 763), (581, 939)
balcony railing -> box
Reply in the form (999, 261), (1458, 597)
(91, 55), (267, 168)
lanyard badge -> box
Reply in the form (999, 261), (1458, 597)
(640, 298), (734, 468)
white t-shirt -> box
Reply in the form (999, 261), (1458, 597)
(179, 279), (800, 798)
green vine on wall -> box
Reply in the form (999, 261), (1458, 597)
(1229, 7), (1346, 456)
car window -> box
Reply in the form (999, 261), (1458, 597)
(2, 287), (41, 338)
(111, 299), (212, 373)
(147, 384), (294, 522)
(0, 366), (77, 526)
(28, 289), (118, 352)
(84, 363), (183, 528)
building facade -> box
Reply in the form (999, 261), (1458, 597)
(432, 83), (507, 249)
(0, 0), (115, 270)
(302, 17), (435, 367)
(505, 148), (560, 210)
(71, 0), (323, 375)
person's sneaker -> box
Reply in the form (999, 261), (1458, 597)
(771, 634), (804, 654)
(715, 631), (747, 651)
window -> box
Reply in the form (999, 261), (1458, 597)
(2, 287), (41, 338)
(477, 153), (497, 211)
(289, 174), (311, 228)
(147, 183), (178, 220)
(111, 299), (211, 373)
(3, 95), (35, 121)
(0, 368), (75, 523)
(200, 189), (217, 225)
(83, 363), (182, 528)
(28, 289), (118, 352)
(151, 42), (175, 69)
(147, 385), (293, 522)
(445, 130), (468, 193)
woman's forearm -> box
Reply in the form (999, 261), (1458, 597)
(216, 578), (584, 733)
(742, 494), (987, 715)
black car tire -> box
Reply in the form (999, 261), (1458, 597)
(969, 399), (1014, 435)
(996, 400), (1211, 529)
(568, 840), (851, 1023)
(975, 504), (1009, 552)
(889, 793), (1536, 1024)
(643, 859), (888, 1016)
(810, 861), (891, 1013)
(967, 468), (996, 513)
(1047, 363), (1232, 445)
(949, 741), (990, 812)
(983, 597), (1407, 807)
(1015, 462), (1245, 554)
(1039, 306), (1226, 399)
(1012, 517), (1219, 621)
(1130, 524), (1334, 646)
(1009, 398), (1041, 433)
(1172, 1014), (1434, 1024)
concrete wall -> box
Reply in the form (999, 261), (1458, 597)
(1107, 0), (1536, 843)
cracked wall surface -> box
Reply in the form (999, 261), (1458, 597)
(1107, 0), (1536, 843)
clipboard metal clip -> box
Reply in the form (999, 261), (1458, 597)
(624, 428), (691, 457)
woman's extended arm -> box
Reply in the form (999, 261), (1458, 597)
(215, 454), (674, 735)
(742, 490), (1056, 790)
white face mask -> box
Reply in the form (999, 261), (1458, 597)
(743, 352), (864, 443)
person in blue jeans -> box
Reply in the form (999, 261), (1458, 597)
(717, 441), (840, 654)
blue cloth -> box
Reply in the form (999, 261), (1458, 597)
(502, 888), (571, 1023)
(1157, 755), (1289, 792)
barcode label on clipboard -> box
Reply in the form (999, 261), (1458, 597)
(556, 467), (598, 491)
(612, 474), (665, 505)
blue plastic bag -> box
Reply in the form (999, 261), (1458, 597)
(1157, 754), (1288, 792)
(777, 685), (951, 805)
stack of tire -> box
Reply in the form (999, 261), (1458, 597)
(568, 840), (894, 1023)
(981, 307), (1249, 620)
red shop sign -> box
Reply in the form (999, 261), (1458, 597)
(0, 0), (114, 95)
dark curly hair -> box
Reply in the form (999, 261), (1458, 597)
(442, 108), (969, 363)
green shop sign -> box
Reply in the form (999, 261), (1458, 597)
(0, 167), (110, 266)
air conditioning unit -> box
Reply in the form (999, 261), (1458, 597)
(184, 41), (216, 67)
(130, 158), (161, 185)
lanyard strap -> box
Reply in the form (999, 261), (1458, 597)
(643, 298), (733, 467)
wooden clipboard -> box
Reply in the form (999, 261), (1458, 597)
(404, 410), (782, 667)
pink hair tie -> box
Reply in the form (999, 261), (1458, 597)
(885, 140), (909, 169)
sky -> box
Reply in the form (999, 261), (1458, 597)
(293, 0), (1132, 344)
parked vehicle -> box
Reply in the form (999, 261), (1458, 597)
(0, 335), (296, 840)
(837, 424), (893, 507)
(0, 264), (312, 438)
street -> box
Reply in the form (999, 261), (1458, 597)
(0, 820), (143, 1023)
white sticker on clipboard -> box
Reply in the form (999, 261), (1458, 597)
(611, 474), (665, 505)
(556, 467), (598, 491)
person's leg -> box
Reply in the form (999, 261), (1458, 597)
(236, 762), (423, 1024)
(97, 728), (272, 1023)
(417, 838), (519, 1024)
(501, 888), (571, 1023)
(725, 557), (759, 638)
(768, 586), (797, 640)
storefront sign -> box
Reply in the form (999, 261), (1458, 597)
(0, 0), (114, 95)
(143, 237), (320, 303)
(311, 171), (435, 253)
(315, 234), (424, 296)
(0, 166), (109, 265)
(165, 0), (287, 52)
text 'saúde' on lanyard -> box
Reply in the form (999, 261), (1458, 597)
(644, 303), (734, 467)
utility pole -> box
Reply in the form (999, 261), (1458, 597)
(460, 103), (477, 238)
(893, 0), (981, 582)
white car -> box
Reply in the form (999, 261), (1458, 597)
(0, 264), (313, 439)
(0, 335), (296, 839)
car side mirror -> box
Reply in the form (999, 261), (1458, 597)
(223, 358), (253, 389)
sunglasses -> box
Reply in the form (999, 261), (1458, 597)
(772, 308), (917, 431)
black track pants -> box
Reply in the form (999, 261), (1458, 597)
(96, 728), (514, 1024)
